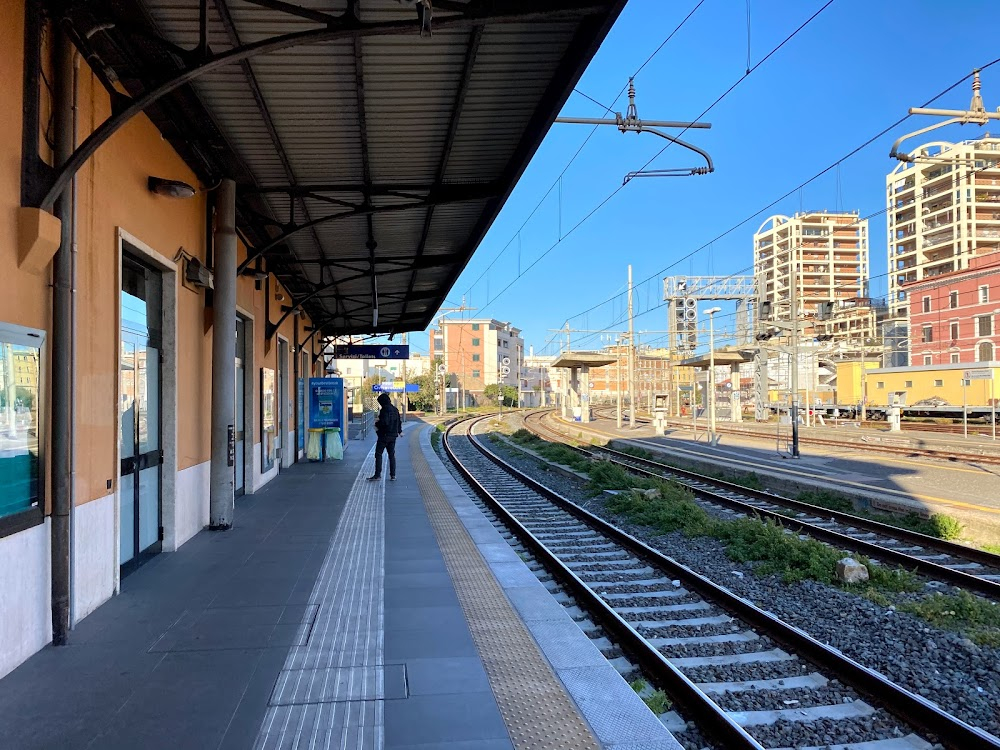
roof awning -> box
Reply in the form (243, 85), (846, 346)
(552, 352), (618, 369)
(66, 0), (626, 336)
(681, 350), (751, 369)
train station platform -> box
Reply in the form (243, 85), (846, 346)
(0, 421), (679, 750)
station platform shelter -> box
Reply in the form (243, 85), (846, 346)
(0, 0), (627, 691)
(0, 423), (682, 750)
(552, 352), (617, 423)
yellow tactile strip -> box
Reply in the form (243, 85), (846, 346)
(410, 437), (601, 750)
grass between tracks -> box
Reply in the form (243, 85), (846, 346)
(609, 443), (965, 542)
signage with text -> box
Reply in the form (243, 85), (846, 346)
(331, 345), (409, 360)
(964, 368), (994, 381)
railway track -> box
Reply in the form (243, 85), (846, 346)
(590, 408), (1000, 465)
(442, 415), (1000, 750)
(527, 410), (1000, 601)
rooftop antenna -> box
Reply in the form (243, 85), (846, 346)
(556, 78), (714, 183)
(890, 69), (1000, 163)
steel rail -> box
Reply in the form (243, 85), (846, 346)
(456, 415), (1000, 750)
(442, 417), (764, 750)
(525, 411), (1000, 600)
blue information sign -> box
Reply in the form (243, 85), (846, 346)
(332, 344), (409, 360)
(308, 377), (344, 430)
(372, 383), (420, 393)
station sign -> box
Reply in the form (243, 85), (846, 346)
(373, 382), (419, 393)
(332, 344), (409, 360)
(964, 368), (994, 381)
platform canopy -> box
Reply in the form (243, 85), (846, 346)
(552, 352), (618, 369)
(62, 0), (626, 336)
(680, 349), (752, 369)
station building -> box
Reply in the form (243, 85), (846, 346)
(0, 0), (624, 682)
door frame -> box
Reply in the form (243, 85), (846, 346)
(277, 335), (292, 468)
(114, 229), (177, 592)
(235, 307), (255, 496)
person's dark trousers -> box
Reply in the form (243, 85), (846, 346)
(373, 436), (397, 478)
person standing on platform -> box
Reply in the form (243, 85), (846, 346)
(368, 392), (403, 481)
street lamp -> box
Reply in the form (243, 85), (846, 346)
(704, 307), (722, 445)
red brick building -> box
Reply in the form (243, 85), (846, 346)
(904, 251), (1000, 365)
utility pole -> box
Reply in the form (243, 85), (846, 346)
(401, 332), (408, 423)
(616, 337), (623, 429)
(789, 260), (800, 458)
(628, 264), (636, 429)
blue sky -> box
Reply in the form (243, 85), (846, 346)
(403, 0), (1000, 358)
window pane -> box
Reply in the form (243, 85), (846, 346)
(0, 339), (41, 519)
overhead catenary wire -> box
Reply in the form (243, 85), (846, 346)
(554, 59), (1000, 348)
(475, 0), (836, 317)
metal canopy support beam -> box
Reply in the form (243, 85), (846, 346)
(245, 181), (496, 196)
(35, 1), (606, 211)
(209, 179), (237, 530)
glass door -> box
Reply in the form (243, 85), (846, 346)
(234, 318), (245, 496)
(119, 256), (162, 575)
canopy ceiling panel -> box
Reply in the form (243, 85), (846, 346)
(69, 0), (626, 335)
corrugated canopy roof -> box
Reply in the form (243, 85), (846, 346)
(70, 0), (626, 336)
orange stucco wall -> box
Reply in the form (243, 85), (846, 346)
(1, 6), (316, 509)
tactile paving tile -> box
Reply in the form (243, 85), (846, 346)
(411, 440), (601, 750)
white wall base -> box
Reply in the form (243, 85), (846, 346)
(0, 521), (52, 680)
(173, 461), (210, 550)
(253, 442), (278, 492)
(73, 495), (115, 624)
(283, 430), (295, 468)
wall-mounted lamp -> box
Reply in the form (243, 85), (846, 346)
(280, 305), (304, 317)
(239, 268), (268, 281)
(148, 176), (197, 198)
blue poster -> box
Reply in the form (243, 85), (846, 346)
(309, 377), (344, 430)
(297, 378), (305, 451)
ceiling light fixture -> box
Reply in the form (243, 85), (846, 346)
(147, 176), (197, 198)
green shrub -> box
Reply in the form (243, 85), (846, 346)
(899, 590), (1000, 646)
(796, 490), (964, 541)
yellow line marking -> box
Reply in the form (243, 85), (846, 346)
(546, 416), (1000, 518)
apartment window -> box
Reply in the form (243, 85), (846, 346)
(922, 296), (931, 313)
(951, 352), (961, 363)
(471, 323), (480, 331)
(978, 316), (993, 337)
(950, 322), (959, 341)
(471, 369), (480, 378)
(923, 355), (933, 365)
(921, 325), (933, 343)
(502, 340), (509, 348)
(904, 380), (913, 388)
(981, 285), (990, 304)
(950, 291), (959, 308)
(0, 324), (44, 534)
(979, 342), (995, 362)
(934, 379), (944, 387)
(471, 338), (480, 347)
(876, 381), (885, 389)
(472, 354), (480, 362)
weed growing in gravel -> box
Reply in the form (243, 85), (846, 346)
(642, 690), (671, 714)
(613, 444), (656, 461)
(430, 430), (442, 451)
(628, 678), (648, 693)
(503, 431), (591, 472)
(984, 544), (1000, 555)
(898, 590), (1000, 647)
(796, 490), (964, 541)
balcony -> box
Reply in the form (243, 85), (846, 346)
(922, 232), (954, 248)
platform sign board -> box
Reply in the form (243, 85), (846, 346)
(964, 368), (993, 381)
(373, 383), (419, 393)
(308, 377), (344, 430)
(331, 344), (409, 360)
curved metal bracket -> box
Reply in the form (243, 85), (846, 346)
(621, 125), (714, 181)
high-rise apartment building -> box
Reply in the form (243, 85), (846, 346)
(432, 319), (524, 405)
(887, 136), (1000, 317)
(754, 211), (869, 321)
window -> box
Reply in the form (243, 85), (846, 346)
(876, 381), (885, 389)
(502, 340), (508, 348)
(978, 316), (993, 337)
(951, 352), (961, 363)
(472, 354), (480, 362)
(981, 285), (990, 304)
(0, 324), (43, 532)
(471, 338), (480, 347)
(924, 355), (933, 365)
(950, 291), (959, 308)
(950, 322), (960, 341)
(471, 323), (480, 331)
(922, 296), (931, 313)
(905, 380), (913, 388)
(934, 379), (944, 387)
(471, 369), (480, 378)
(979, 341), (995, 362)
(921, 325), (933, 343)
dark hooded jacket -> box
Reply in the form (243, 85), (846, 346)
(375, 393), (402, 440)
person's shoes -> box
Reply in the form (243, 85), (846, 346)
(390, 476), (397, 481)
(366, 475), (380, 482)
